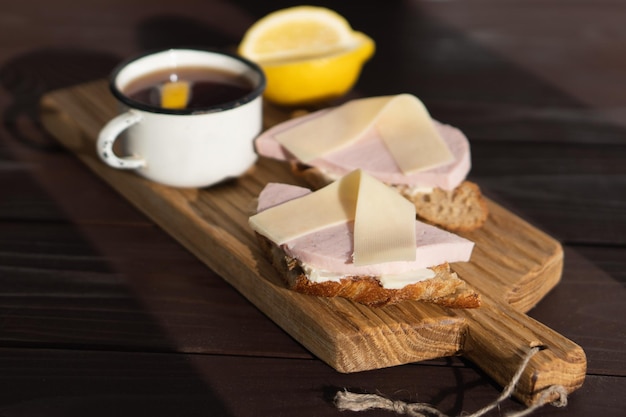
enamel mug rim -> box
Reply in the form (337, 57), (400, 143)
(109, 47), (266, 115)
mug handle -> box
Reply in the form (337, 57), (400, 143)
(97, 110), (145, 169)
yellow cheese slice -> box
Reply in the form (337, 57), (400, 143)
(161, 80), (190, 109)
(273, 94), (454, 174)
(249, 170), (416, 266)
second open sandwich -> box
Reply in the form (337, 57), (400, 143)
(256, 94), (488, 232)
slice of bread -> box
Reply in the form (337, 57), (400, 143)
(257, 234), (481, 308)
(292, 162), (488, 232)
(399, 181), (488, 232)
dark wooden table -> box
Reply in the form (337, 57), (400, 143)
(1, 1), (624, 416)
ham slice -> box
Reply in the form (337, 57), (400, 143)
(255, 109), (471, 191)
(256, 182), (474, 276)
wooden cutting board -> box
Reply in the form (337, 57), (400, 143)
(40, 79), (585, 405)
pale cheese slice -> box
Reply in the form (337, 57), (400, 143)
(376, 95), (454, 173)
(273, 94), (454, 174)
(249, 170), (416, 266)
(249, 171), (358, 246)
(352, 171), (416, 265)
(274, 96), (390, 162)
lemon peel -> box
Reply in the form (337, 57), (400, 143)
(160, 81), (190, 109)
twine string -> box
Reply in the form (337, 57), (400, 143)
(334, 347), (568, 417)
(335, 391), (449, 417)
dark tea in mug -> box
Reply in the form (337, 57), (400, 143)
(122, 66), (255, 110)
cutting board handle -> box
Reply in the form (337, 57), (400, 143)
(458, 296), (586, 406)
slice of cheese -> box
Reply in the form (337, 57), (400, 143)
(249, 172), (358, 246)
(274, 96), (390, 162)
(352, 171), (416, 265)
(376, 95), (454, 173)
(249, 169), (416, 266)
(273, 94), (453, 174)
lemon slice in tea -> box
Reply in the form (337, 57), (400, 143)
(160, 80), (191, 109)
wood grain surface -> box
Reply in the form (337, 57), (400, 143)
(40, 79), (585, 404)
(2, 1), (625, 416)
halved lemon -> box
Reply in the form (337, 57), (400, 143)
(238, 6), (375, 106)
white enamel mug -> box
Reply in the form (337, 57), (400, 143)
(97, 48), (266, 188)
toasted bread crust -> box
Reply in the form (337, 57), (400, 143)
(257, 234), (481, 308)
(291, 162), (488, 232)
(400, 181), (489, 232)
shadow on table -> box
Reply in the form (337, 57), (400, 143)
(0, 10), (245, 151)
(0, 46), (240, 416)
(1, 48), (119, 151)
